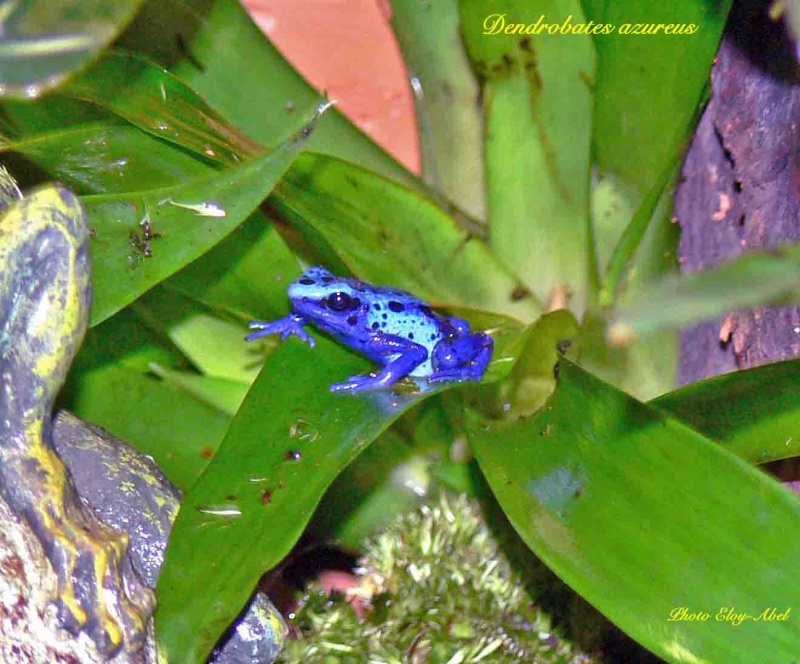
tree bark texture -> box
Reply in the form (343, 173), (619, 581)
(675, 0), (800, 385)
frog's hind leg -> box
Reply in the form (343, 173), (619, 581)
(430, 334), (494, 383)
(330, 335), (429, 393)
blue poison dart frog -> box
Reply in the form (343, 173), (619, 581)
(246, 267), (494, 393)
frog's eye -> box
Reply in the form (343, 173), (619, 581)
(326, 292), (353, 312)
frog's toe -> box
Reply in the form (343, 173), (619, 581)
(428, 370), (467, 384)
(282, 327), (316, 347)
(330, 374), (382, 393)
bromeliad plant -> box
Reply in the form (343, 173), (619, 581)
(3, 0), (800, 662)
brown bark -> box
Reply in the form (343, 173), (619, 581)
(675, 0), (800, 385)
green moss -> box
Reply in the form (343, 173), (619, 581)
(280, 494), (594, 663)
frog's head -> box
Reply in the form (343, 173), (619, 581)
(288, 267), (366, 335)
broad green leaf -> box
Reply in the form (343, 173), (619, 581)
(166, 312), (258, 382)
(389, 0), (485, 219)
(487, 309), (579, 417)
(585, 0), (729, 310)
(62, 308), (225, 491)
(471, 358), (800, 662)
(0, 96), (112, 141)
(598, 161), (677, 306)
(609, 244), (800, 343)
(585, 0), (729, 193)
(3, 123), (213, 194)
(590, 171), (639, 274)
(155, 337), (453, 662)
(165, 212), (301, 322)
(583, 2), (728, 396)
(271, 152), (541, 322)
(120, 0), (420, 188)
(68, 305), (184, 376)
(460, 0), (594, 314)
(83, 104), (320, 327)
(67, 366), (228, 491)
(133, 286), (260, 383)
(652, 359), (800, 464)
(0, 0), (144, 97)
(582, 177), (681, 400)
(309, 428), (424, 549)
(148, 365), (249, 417)
(63, 51), (261, 164)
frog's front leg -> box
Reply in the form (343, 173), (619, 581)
(247, 313), (315, 347)
(331, 334), (429, 393)
(429, 333), (494, 383)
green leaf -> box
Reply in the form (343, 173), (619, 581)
(120, 0), (419, 188)
(586, 0), (729, 193)
(148, 365), (249, 417)
(62, 308), (226, 490)
(309, 428), (423, 549)
(155, 338), (451, 662)
(389, 0), (485, 219)
(586, 0), (729, 310)
(63, 51), (261, 164)
(490, 309), (579, 417)
(84, 105), (319, 327)
(574, 310), (678, 400)
(0, 0), (145, 97)
(67, 366), (228, 491)
(470, 358), (800, 662)
(165, 211), (301, 322)
(582, 181), (681, 399)
(133, 286), (260, 384)
(272, 152), (541, 322)
(609, 244), (800, 343)
(652, 359), (800, 464)
(3, 123), (213, 194)
(460, 0), (594, 314)
(598, 160), (677, 306)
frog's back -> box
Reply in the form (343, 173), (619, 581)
(363, 290), (447, 349)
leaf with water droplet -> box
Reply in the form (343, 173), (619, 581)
(62, 51), (262, 164)
(84, 102), (326, 326)
(0, 1), (145, 98)
(155, 336), (458, 662)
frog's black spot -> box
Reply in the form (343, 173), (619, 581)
(350, 298), (361, 311)
(419, 305), (432, 316)
(347, 315), (358, 326)
(373, 303), (381, 310)
(299, 277), (315, 285)
(371, 322), (380, 330)
(430, 334), (436, 341)
(321, 276), (334, 284)
(382, 313), (388, 320)
(327, 291), (353, 312)
(408, 333), (414, 340)
(388, 301), (405, 313)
